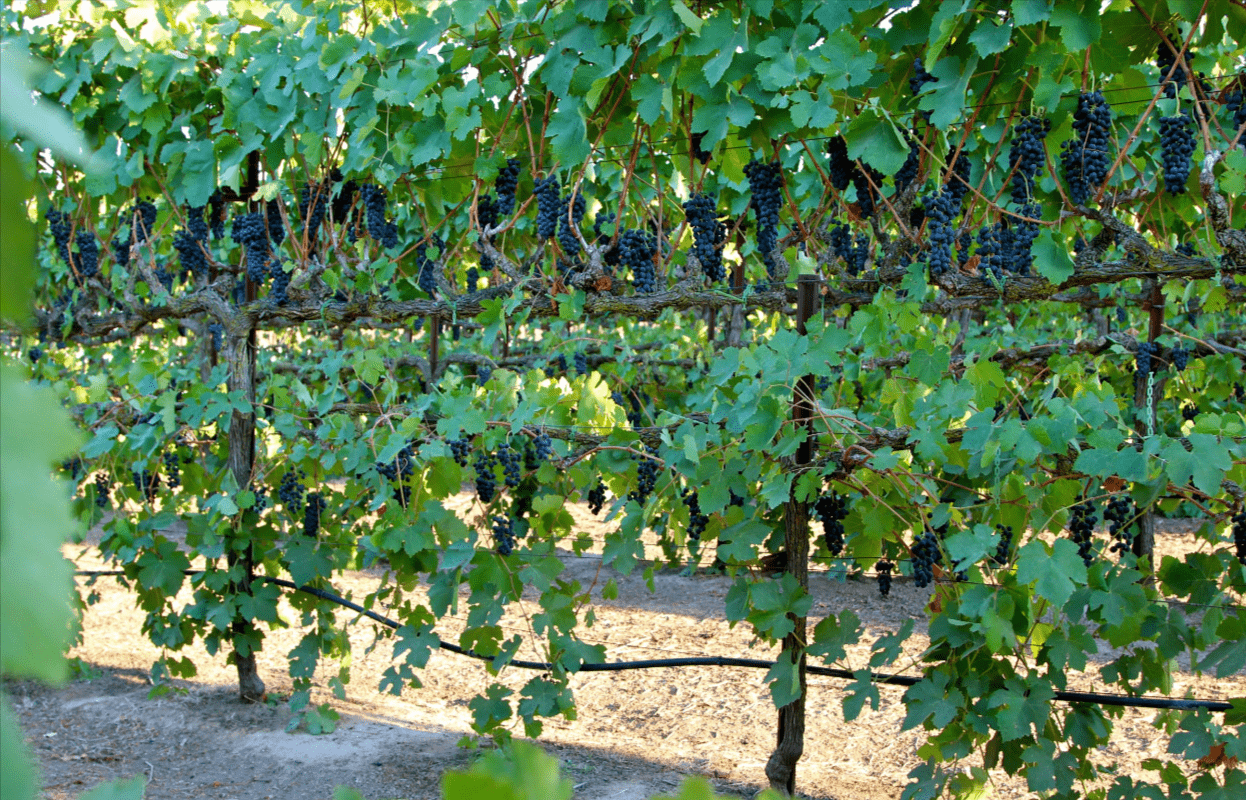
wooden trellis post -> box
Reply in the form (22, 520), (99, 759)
(765, 273), (819, 795)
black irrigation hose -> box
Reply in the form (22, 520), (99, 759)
(74, 569), (1233, 713)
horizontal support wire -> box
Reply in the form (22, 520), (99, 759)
(71, 569), (1235, 713)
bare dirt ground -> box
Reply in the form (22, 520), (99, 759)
(9, 505), (1245, 800)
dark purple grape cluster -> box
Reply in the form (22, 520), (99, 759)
(683, 192), (726, 281)
(1105, 495), (1137, 556)
(28, 346), (43, 363)
(494, 158), (522, 217)
(573, 351), (588, 376)
(1227, 87), (1246, 143)
(533, 176), (561, 240)
(1156, 39), (1188, 99)
(492, 514), (516, 555)
(814, 492), (847, 556)
(208, 323), (223, 352)
(416, 235), (443, 297)
(924, 190), (956, 277)
(944, 149), (972, 209)
(977, 223), (1003, 283)
(910, 58), (936, 96)
(231, 212), (272, 285)
(1233, 510), (1246, 566)
(329, 169), (358, 224)
(94, 472), (110, 509)
(826, 136), (854, 191)
(474, 451), (498, 502)
(851, 164), (883, 219)
(361, 185), (398, 248)
(46, 208), (73, 267)
(279, 469), (306, 514)
(301, 492), (327, 537)
(163, 451), (181, 489)
(1061, 91), (1113, 204)
(587, 480), (607, 515)
(690, 131), (712, 164)
(268, 259), (291, 305)
(1002, 204), (1041, 276)
(130, 199), (158, 244)
(1069, 501), (1097, 567)
(376, 443), (414, 506)
(744, 159), (783, 275)
(1171, 345), (1189, 371)
(253, 487), (268, 513)
(132, 469), (161, 502)
(1136, 341), (1160, 375)
(613, 391), (645, 428)
(910, 530), (940, 588)
(75, 231), (99, 279)
(298, 182), (327, 241)
(173, 227), (207, 281)
(893, 134), (920, 194)
(1008, 116), (1051, 204)
(112, 231), (132, 269)
(207, 191), (226, 240)
(496, 441), (522, 488)
(544, 354), (567, 378)
(465, 266), (480, 292)
(532, 432), (553, 463)
(1158, 114), (1195, 195)
(876, 559), (894, 597)
(992, 525), (1013, 567)
(448, 438), (471, 467)
(557, 189), (587, 257)
(477, 194), (498, 233)
(629, 447), (659, 504)
(1181, 402), (1198, 422)
(682, 488), (708, 540)
(619, 228), (658, 293)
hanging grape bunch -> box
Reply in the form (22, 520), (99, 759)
(474, 450), (498, 502)
(94, 472), (110, 509)
(993, 525), (1014, 567)
(494, 157), (522, 217)
(1233, 510), (1246, 566)
(231, 211), (272, 285)
(1171, 345), (1190, 371)
(1069, 501), (1098, 567)
(924, 191), (956, 277)
(910, 529), (940, 588)
(557, 188), (587, 258)
(493, 514), (516, 555)
(448, 438), (471, 467)
(1061, 91), (1113, 205)
(1158, 114), (1195, 195)
(683, 192), (726, 282)
(630, 447), (659, 504)
(876, 559), (894, 598)
(814, 492), (848, 556)
(1105, 495), (1138, 556)
(619, 228), (658, 293)
(131, 468), (161, 502)
(743, 159), (783, 277)
(278, 469), (306, 514)
(533, 176), (561, 241)
(1008, 116), (1051, 205)
(303, 492), (327, 538)
(682, 488), (708, 540)
(586, 480), (607, 515)
(496, 441), (522, 489)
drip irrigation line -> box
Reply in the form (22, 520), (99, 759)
(70, 568), (1236, 713)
